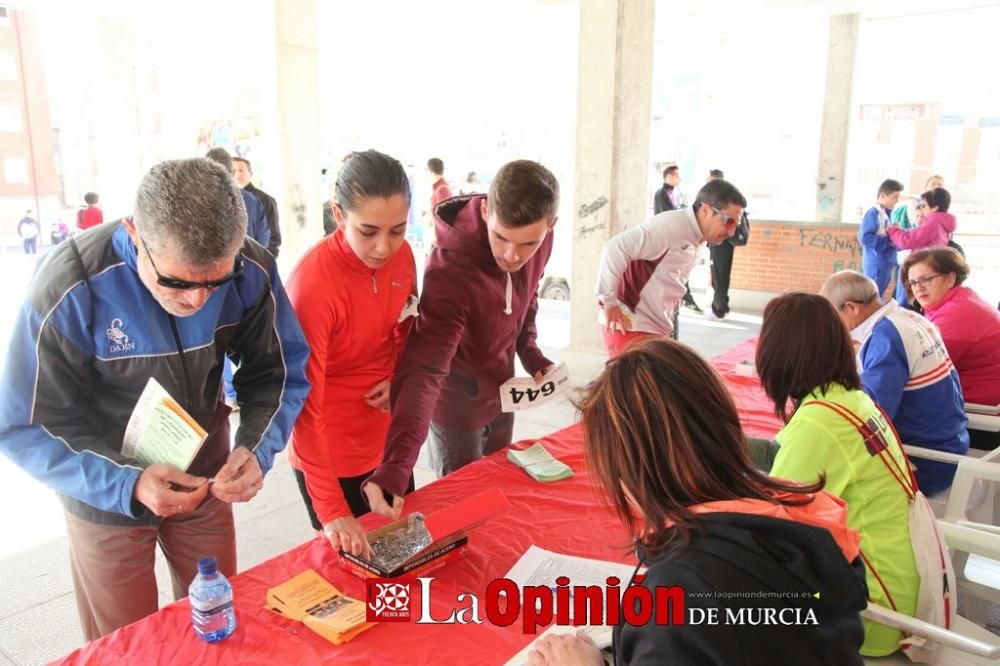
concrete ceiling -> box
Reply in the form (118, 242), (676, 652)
(655, 0), (1000, 36)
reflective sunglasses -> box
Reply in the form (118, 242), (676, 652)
(710, 205), (739, 227)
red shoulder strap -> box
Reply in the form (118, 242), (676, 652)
(805, 399), (916, 500)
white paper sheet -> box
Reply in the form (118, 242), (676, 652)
(504, 545), (637, 592)
(499, 363), (571, 413)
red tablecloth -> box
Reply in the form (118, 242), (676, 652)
(712, 337), (785, 439)
(55, 339), (782, 666)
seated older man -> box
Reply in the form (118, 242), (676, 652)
(821, 270), (969, 494)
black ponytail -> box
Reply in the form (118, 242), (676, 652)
(335, 150), (411, 213)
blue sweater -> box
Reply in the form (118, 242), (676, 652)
(856, 302), (969, 494)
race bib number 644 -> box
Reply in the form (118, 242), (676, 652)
(499, 363), (571, 413)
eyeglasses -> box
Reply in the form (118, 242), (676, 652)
(906, 274), (942, 290)
(710, 206), (739, 227)
(140, 237), (243, 290)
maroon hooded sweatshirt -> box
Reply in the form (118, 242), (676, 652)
(368, 194), (553, 496)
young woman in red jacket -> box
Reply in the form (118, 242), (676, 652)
(286, 150), (418, 557)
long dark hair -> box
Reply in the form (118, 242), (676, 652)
(756, 293), (861, 422)
(581, 338), (823, 555)
(335, 150), (411, 213)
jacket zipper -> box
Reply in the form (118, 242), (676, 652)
(168, 315), (195, 408)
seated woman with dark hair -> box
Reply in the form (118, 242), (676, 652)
(528, 339), (866, 666)
(756, 293), (919, 658)
(902, 247), (1000, 450)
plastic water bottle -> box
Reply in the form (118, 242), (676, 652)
(189, 557), (236, 642)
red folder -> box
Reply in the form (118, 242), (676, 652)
(423, 487), (510, 541)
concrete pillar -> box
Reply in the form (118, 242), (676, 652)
(815, 13), (860, 222)
(272, 0), (322, 270)
(568, 0), (656, 353)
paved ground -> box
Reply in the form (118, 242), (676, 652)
(0, 243), (761, 665)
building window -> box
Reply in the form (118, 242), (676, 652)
(0, 7), (8, 27)
(0, 103), (20, 132)
(0, 53), (16, 80)
(4, 157), (28, 184)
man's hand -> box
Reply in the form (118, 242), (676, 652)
(363, 481), (403, 520)
(133, 464), (209, 518)
(324, 515), (373, 559)
(528, 631), (604, 666)
(364, 379), (392, 412)
(533, 365), (555, 384)
(210, 447), (263, 503)
(604, 304), (631, 333)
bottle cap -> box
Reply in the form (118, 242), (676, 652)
(197, 557), (218, 575)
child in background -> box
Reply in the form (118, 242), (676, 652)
(858, 179), (904, 297)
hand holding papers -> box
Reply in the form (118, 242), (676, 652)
(502, 546), (637, 665)
(500, 363), (571, 413)
(124, 378), (211, 517)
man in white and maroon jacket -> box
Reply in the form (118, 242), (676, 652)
(363, 160), (558, 519)
(596, 179), (747, 356)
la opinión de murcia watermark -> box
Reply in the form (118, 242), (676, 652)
(367, 576), (821, 633)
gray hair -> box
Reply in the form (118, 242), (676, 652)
(820, 270), (880, 309)
(134, 158), (247, 266)
(204, 147), (234, 174)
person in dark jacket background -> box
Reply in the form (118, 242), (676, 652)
(233, 156), (281, 257)
(205, 147), (271, 249)
(654, 165), (702, 313)
(363, 160), (559, 518)
(205, 147), (272, 407)
(529, 339), (867, 666)
(0, 158), (309, 641)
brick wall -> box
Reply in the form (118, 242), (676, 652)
(731, 221), (863, 294)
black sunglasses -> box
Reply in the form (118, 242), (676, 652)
(140, 237), (243, 290)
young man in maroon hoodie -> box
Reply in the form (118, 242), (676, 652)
(363, 160), (559, 518)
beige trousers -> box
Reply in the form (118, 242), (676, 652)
(64, 495), (236, 642)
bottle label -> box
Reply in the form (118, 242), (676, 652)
(192, 600), (233, 617)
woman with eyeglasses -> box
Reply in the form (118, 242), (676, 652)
(285, 150), (418, 557)
(902, 248), (1000, 449)
(529, 339), (867, 666)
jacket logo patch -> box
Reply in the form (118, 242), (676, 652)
(106, 318), (136, 354)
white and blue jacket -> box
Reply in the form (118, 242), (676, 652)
(858, 206), (897, 270)
(0, 222), (309, 525)
(853, 301), (969, 494)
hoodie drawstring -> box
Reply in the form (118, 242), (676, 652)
(504, 273), (513, 316)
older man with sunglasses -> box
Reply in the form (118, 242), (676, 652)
(0, 158), (309, 640)
(595, 178), (746, 356)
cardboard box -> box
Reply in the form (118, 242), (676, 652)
(339, 487), (509, 580)
(339, 527), (469, 579)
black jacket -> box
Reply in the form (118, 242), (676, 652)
(653, 185), (677, 215)
(614, 513), (867, 665)
(244, 182), (281, 257)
